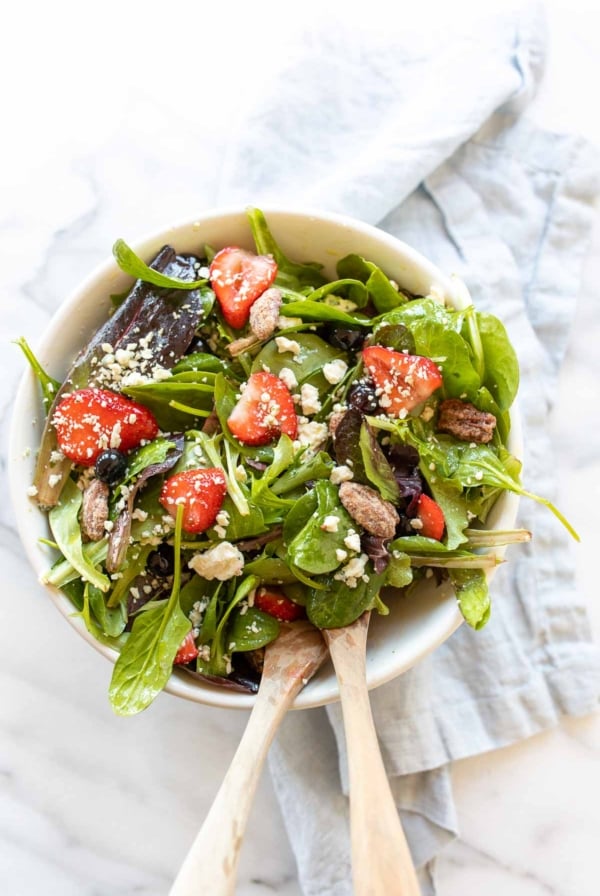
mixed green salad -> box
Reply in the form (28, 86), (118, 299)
(19, 208), (577, 716)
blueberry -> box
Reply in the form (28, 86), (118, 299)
(147, 543), (175, 577)
(326, 326), (366, 352)
(347, 382), (380, 414)
(94, 449), (127, 485)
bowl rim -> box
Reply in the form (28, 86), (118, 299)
(8, 205), (522, 711)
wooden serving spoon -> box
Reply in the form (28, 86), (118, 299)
(324, 611), (421, 896)
(168, 620), (328, 896)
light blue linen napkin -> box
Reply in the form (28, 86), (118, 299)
(216, 3), (600, 893)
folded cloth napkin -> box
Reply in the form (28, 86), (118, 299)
(215, 3), (600, 892)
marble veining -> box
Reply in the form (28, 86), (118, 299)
(2, 2), (599, 895)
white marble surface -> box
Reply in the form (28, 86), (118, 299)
(2, 2), (599, 894)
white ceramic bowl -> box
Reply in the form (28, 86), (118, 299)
(9, 208), (521, 710)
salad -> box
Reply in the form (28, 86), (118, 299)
(19, 208), (577, 716)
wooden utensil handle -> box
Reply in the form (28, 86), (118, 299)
(326, 615), (421, 896)
(168, 673), (297, 896)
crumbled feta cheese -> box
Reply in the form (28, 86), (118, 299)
(323, 359), (348, 384)
(215, 510), (230, 528)
(26, 485), (38, 497)
(294, 420), (328, 452)
(277, 316), (303, 329)
(336, 548), (348, 562)
(104, 520), (115, 532)
(300, 383), (322, 416)
(321, 514), (340, 533)
(330, 465), (354, 485)
(49, 450), (64, 464)
(344, 530), (361, 553)
(188, 542), (244, 581)
(421, 406), (435, 422)
(48, 473), (62, 488)
(334, 553), (369, 588)
(409, 518), (424, 530)
(275, 336), (301, 356)
(278, 367), (298, 390)
(132, 508), (148, 522)
(474, 471), (484, 481)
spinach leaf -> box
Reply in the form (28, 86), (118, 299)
(227, 607), (280, 652)
(173, 353), (227, 375)
(476, 311), (520, 412)
(113, 239), (208, 290)
(252, 333), (347, 384)
(47, 478), (110, 593)
(247, 207), (327, 290)
(244, 556), (299, 584)
(410, 319), (481, 401)
(88, 584), (127, 637)
(367, 323), (415, 353)
(208, 576), (260, 675)
(306, 566), (387, 629)
(106, 545), (153, 609)
(337, 253), (408, 313)
(81, 585), (128, 649)
(449, 568), (491, 629)
(378, 297), (462, 331)
(14, 337), (61, 412)
(208, 495), (267, 541)
(359, 421), (401, 503)
(280, 301), (371, 328)
(109, 506), (190, 716)
(285, 481), (354, 575)
(122, 381), (214, 431)
(270, 450), (334, 495)
(385, 552), (413, 588)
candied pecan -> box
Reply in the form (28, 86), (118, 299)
(81, 478), (110, 541)
(249, 287), (282, 340)
(437, 399), (497, 443)
(338, 482), (399, 539)
(202, 408), (221, 435)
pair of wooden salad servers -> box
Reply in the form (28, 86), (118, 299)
(168, 614), (420, 896)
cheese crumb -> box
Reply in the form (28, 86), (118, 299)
(294, 420), (328, 453)
(344, 530), (361, 553)
(300, 383), (322, 416)
(321, 514), (340, 533)
(323, 359), (348, 384)
(26, 485), (38, 497)
(278, 367), (298, 390)
(188, 542), (244, 581)
(334, 553), (369, 588)
(275, 336), (301, 356)
(48, 473), (62, 488)
(335, 548), (348, 562)
(330, 465), (353, 485)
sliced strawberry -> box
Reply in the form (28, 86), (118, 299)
(210, 246), (277, 329)
(227, 372), (298, 446)
(174, 631), (199, 665)
(159, 467), (227, 534)
(415, 494), (445, 540)
(362, 346), (443, 416)
(52, 388), (159, 465)
(254, 588), (305, 622)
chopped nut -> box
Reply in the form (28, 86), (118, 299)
(338, 482), (399, 539)
(81, 479), (110, 542)
(437, 399), (497, 443)
(249, 287), (282, 340)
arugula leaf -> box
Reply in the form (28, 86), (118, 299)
(453, 445), (579, 540)
(14, 337), (61, 412)
(46, 479), (110, 593)
(113, 239), (208, 290)
(109, 505), (190, 716)
(227, 607), (280, 652)
(449, 568), (491, 629)
(359, 421), (401, 503)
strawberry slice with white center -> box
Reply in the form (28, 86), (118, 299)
(415, 494), (445, 540)
(52, 388), (159, 465)
(159, 467), (227, 534)
(362, 346), (443, 416)
(210, 246), (278, 329)
(227, 371), (298, 446)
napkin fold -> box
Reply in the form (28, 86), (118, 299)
(216, 3), (600, 893)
